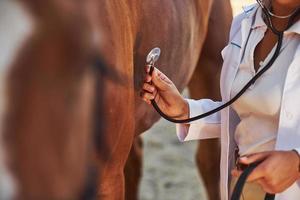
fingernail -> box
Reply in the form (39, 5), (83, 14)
(239, 156), (248, 162)
(240, 156), (247, 159)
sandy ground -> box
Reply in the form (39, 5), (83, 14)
(139, 117), (206, 200)
(139, 1), (255, 200)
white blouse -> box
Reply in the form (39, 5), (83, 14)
(175, 4), (300, 200)
(230, 7), (300, 156)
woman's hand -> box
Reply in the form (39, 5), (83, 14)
(140, 66), (189, 120)
(231, 151), (300, 194)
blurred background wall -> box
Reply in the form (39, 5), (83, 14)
(231, 0), (257, 16)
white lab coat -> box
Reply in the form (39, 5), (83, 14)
(176, 4), (300, 200)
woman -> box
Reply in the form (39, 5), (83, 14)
(141, 0), (300, 199)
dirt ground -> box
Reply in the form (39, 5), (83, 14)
(139, 117), (206, 200)
(139, 1), (255, 200)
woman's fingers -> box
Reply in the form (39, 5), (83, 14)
(144, 65), (161, 74)
(141, 91), (155, 101)
(144, 74), (152, 83)
(145, 65), (151, 73)
(231, 170), (279, 194)
(151, 70), (173, 90)
(246, 165), (267, 182)
(239, 152), (271, 165)
(144, 66), (173, 90)
(231, 168), (242, 177)
(231, 164), (266, 181)
(231, 152), (272, 181)
(234, 152), (271, 182)
(141, 67), (159, 105)
(140, 90), (156, 105)
(142, 65), (174, 106)
(143, 83), (155, 93)
(232, 151), (300, 195)
(256, 179), (275, 194)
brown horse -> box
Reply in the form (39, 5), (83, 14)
(125, 0), (232, 200)
(0, 0), (108, 199)
(0, 0), (232, 199)
(96, 0), (232, 199)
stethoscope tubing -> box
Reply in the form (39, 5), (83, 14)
(149, 32), (283, 124)
(149, 4), (300, 124)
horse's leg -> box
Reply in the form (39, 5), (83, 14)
(188, 0), (232, 200)
(95, 61), (135, 200)
(124, 136), (143, 200)
(95, 89), (135, 200)
(91, 0), (138, 198)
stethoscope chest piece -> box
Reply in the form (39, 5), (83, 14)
(146, 47), (161, 65)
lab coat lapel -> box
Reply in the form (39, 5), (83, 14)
(223, 17), (253, 101)
(219, 6), (259, 200)
(219, 13), (254, 200)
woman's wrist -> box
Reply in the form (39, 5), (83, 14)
(174, 98), (190, 120)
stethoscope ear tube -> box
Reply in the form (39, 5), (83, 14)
(149, 32), (283, 124)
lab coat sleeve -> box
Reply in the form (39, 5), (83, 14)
(176, 99), (222, 142)
(294, 148), (300, 157)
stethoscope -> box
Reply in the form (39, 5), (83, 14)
(146, 1), (300, 124)
(145, 1), (299, 200)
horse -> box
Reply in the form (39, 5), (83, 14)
(0, 0), (112, 199)
(0, 0), (232, 199)
(124, 0), (232, 199)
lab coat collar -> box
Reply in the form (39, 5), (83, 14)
(246, 4), (267, 29)
(253, 7), (268, 29)
(242, 4), (258, 19)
